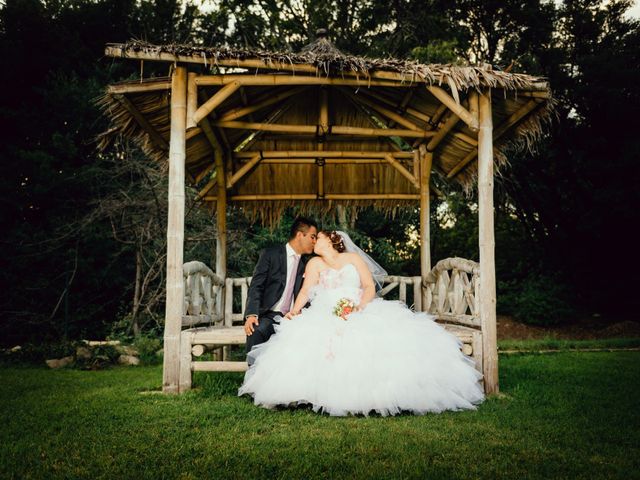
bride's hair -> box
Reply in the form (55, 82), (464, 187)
(321, 230), (346, 253)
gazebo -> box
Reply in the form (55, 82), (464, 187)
(98, 35), (553, 396)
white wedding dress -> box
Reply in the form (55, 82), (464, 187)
(238, 263), (485, 416)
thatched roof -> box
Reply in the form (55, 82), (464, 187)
(97, 37), (554, 222)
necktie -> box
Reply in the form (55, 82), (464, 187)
(280, 255), (300, 314)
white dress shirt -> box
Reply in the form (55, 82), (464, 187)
(271, 243), (301, 313)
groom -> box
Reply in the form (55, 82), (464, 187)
(243, 217), (318, 359)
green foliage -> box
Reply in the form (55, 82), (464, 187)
(1, 352), (639, 478)
(499, 274), (576, 326)
(132, 335), (162, 365)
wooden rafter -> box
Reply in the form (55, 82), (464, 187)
(219, 87), (307, 122)
(226, 152), (262, 189)
(113, 94), (168, 150)
(193, 81), (241, 125)
(447, 99), (541, 179)
(426, 86), (479, 131)
(383, 153), (420, 189)
(340, 88), (423, 131)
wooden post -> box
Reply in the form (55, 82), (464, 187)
(215, 144), (228, 358)
(162, 66), (187, 393)
(418, 144), (433, 310)
(478, 89), (499, 394)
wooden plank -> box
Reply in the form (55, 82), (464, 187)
(192, 361), (248, 372)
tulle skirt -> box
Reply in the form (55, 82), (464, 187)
(238, 298), (485, 416)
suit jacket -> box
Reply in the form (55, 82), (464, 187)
(243, 245), (310, 319)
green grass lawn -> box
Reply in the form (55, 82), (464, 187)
(1, 342), (639, 479)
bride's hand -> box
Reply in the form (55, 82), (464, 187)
(284, 310), (301, 320)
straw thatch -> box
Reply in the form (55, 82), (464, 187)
(97, 37), (554, 222)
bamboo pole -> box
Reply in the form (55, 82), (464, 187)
(193, 81), (241, 125)
(318, 87), (329, 197)
(234, 150), (414, 159)
(219, 86), (307, 121)
(446, 98), (540, 179)
(357, 89), (431, 123)
(204, 193), (421, 201)
(384, 153), (419, 189)
(214, 146), (227, 353)
(227, 152), (262, 188)
(427, 86), (479, 131)
(419, 145), (433, 310)
(426, 110), (461, 152)
(196, 173), (218, 200)
(194, 162), (215, 183)
(341, 88), (422, 131)
(162, 66), (187, 394)
(186, 72), (198, 129)
(107, 80), (171, 94)
(477, 89), (498, 395)
(213, 120), (436, 138)
(195, 74), (412, 88)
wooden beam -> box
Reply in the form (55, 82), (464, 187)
(195, 75), (412, 88)
(163, 66), (187, 394)
(234, 150), (414, 159)
(384, 153), (419, 189)
(425, 110), (461, 152)
(218, 87), (307, 121)
(259, 158), (389, 165)
(193, 81), (241, 125)
(447, 99), (540, 179)
(227, 153), (262, 189)
(107, 80), (171, 94)
(204, 194), (421, 201)
(214, 120), (436, 138)
(477, 89), (498, 395)
(113, 94), (168, 151)
(194, 162), (215, 183)
(196, 173), (218, 200)
(427, 85), (479, 131)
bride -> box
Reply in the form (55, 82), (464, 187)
(238, 230), (485, 416)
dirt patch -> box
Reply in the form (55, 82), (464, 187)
(497, 315), (640, 340)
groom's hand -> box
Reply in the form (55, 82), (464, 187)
(244, 315), (259, 335)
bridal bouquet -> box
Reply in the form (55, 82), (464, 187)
(333, 298), (356, 320)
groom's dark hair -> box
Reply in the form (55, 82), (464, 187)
(289, 216), (318, 239)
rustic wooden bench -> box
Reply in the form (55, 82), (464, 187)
(178, 258), (483, 392)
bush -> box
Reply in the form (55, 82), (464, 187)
(498, 273), (575, 326)
(133, 335), (162, 365)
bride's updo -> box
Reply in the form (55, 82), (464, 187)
(321, 230), (346, 253)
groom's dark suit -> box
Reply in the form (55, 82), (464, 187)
(244, 244), (310, 355)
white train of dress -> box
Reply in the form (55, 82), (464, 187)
(238, 263), (485, 416)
